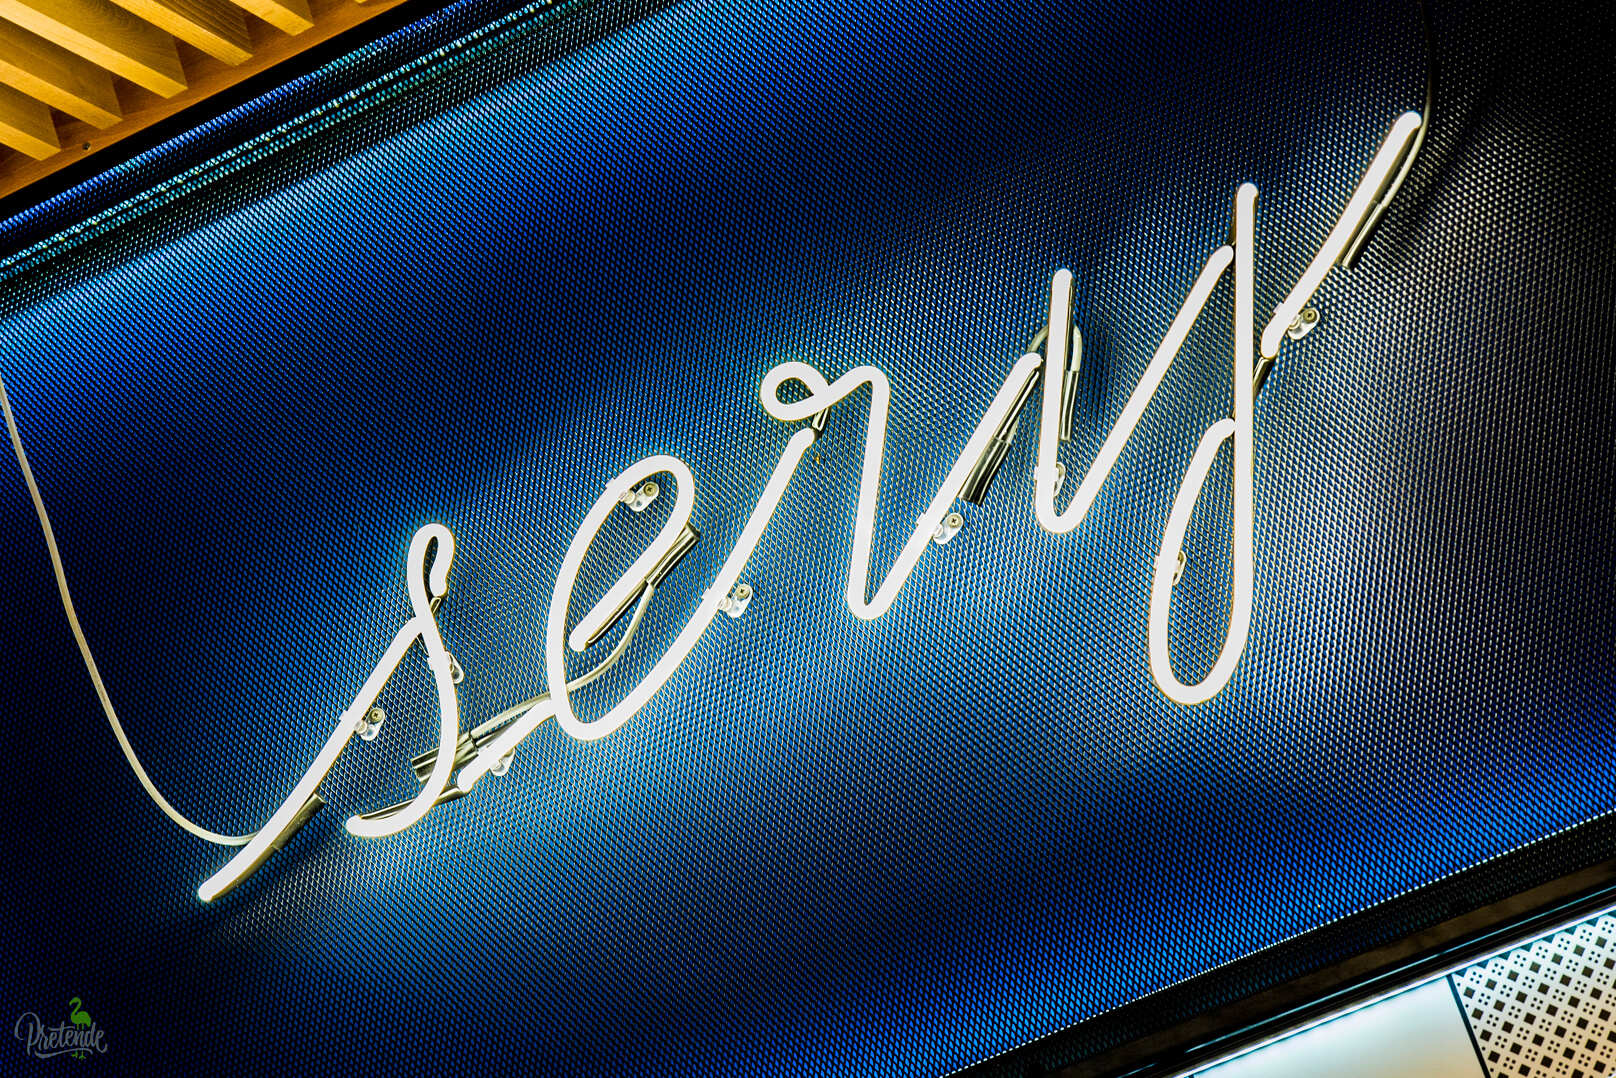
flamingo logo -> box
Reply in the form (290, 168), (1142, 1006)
(12, 998), (107, 1059)
(67, 999), (90, 1059)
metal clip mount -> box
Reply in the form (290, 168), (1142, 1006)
(1285, 307), (1320, 341)
(584, 523), (701, 649)
(717, 583), (752, 617)
(619, 481), (660, 513)
(354, 706), (386, 741)
(932, 512), (964, 545)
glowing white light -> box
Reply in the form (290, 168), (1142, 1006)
(211, 160), (1380, 872)
(1034, 248), (1233, 534)
(746, 199), (1256, 706)
(345, 524), (462, 837)
(4, 105), (1431, 902)
(488, 274), (1254, 763)
(566, 456), (696, 654)
(542, 429), (817, 743)
(458, 695), (556, 790)
(198, 524), (460, 900)
(1260, 111), (1423, 359)
(197, 710), (356, 902)
(1149, 183), (1257, 705)
(759, 354), (1044, 619)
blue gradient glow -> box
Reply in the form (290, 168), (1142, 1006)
(0, 0), (1610, 1076)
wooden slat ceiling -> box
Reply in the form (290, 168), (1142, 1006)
(0, 0), (410, 199)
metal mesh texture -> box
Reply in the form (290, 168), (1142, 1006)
(0, 0), (1611, 1075)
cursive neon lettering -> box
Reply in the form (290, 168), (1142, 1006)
(169, 110), (1423, 898)
(197, 524), (460, 901)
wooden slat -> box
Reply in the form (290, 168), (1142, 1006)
(0, 0), (186, 96)
(105, 0), (250, 65)
(0, 19), (120, 127)
(0, 0), (416, 198)
(225, 0), (310, 37)
(0, 80), (59, 158)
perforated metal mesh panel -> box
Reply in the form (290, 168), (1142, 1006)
(0, 0), (1610, 1076)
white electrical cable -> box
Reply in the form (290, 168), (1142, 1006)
(1, 352), (675, 850)
(0, 369), (254, 846)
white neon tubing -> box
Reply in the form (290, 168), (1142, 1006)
(200, 612), (415, 899)
(1033, 248), (1234, 534)
(457, 583), (654, 790)
(472, 581), (655, 739)
(760, 352), (1044, 620)
(199, 523), (459, 900)
(1148, 183), (1257, 705)
(546, 428), (817, 743)
(459, 695), (558, 790)
(346, 524), (462, 838)
(566, 456), (695, 654)
(1031, 264), (1073, 531)
(1260, 111), (1423, 359)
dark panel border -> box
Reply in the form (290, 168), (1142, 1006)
(963, 815), (1616, 1078)
(1, 0), (1612, 1075)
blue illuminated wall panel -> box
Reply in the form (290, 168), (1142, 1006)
(0, 0), (1610, 1075)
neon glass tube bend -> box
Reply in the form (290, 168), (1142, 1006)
(344, 524), (462, 838)
(456, 583), (655, 790)
(1149, 184), (1257, 705)
(1033, 249), (1233, 535)
(566, 456), (697, 654)
(198, 523), (459, 901)
(759, 353), (1044, 620)
(545, 429), (818, 743)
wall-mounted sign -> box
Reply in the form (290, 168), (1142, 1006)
(1, 1), (1606, 1076)
(125, 113), (1421, 898)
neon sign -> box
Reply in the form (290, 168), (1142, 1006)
(211, 110), (1425, 900)
(0, 110), (1424, 901)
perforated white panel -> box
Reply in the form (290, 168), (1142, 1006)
(1455, 915), (1616, 1078)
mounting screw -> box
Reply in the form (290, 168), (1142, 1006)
(621, 481), (660, 512)
(1286, 306), (1321, 341)
(356, 706), (386, 741)
(932, 512), (964, 545)
(720, 583), (753, 617)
